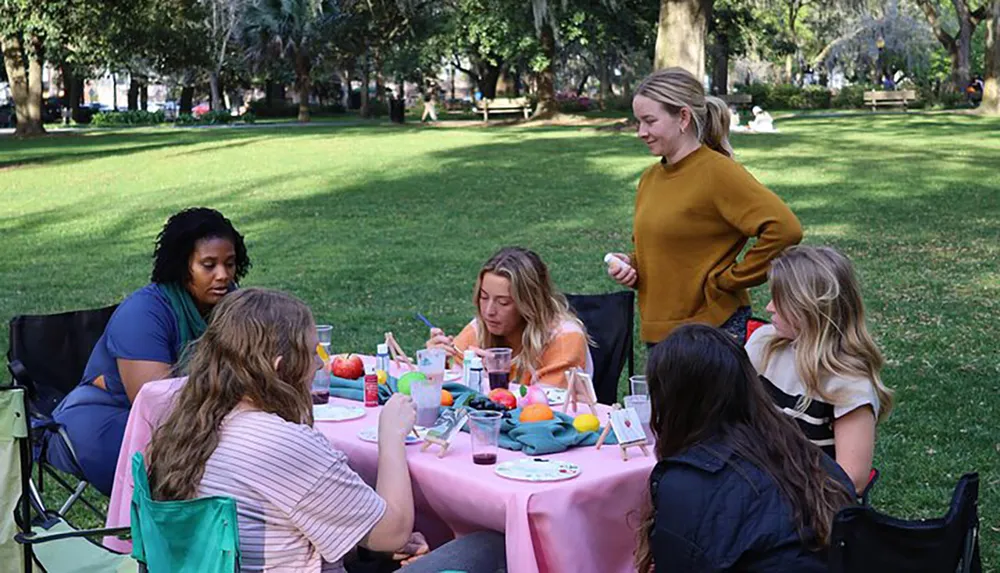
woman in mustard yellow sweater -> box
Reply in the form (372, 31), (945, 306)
(608, 67), (803, 344)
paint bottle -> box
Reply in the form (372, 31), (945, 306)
(364, 365), (378, 408)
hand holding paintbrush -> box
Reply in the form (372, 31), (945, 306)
(418, 313), (463, 360)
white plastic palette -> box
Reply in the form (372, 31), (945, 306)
(313, 404), (366, 422)
(357, 427), (425, 445)
(495, 458), (581, 482)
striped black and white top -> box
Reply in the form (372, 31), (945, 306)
(198, 406), (386, 573)
(746, 325), (880, 458)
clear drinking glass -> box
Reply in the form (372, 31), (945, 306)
(629, 375), (648, 396)
(469, 411), (503, 465)
(411, 376), (443, 428)
(624, 394), (652, 441)
(484, 348), (513, 391)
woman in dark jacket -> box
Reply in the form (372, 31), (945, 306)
(635, 325), (856, 572)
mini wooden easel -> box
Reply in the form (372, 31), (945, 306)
(384, 332), (415, 370)
(562, 368), (598, 416)
(420, 435), (452, 458)
(595, 404), (650, 461)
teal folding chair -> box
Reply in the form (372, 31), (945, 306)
(130, 452), (240, 573)
(2, 383), (136, 573)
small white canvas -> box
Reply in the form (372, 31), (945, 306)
(425, 408), (469, 445)
(609, 407), (647, 444)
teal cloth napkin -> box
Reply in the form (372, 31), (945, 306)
(328, 375), (396, 404)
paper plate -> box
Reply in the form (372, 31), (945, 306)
(313, 404), (366, 422)
(357, 426), (424, 445)
(495, 458), (581, 482)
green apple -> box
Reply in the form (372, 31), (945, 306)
(396, 371), (427, 396)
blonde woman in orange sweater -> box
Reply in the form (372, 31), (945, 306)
(608, 68), (803, 344)
(426, 247), (592, 388)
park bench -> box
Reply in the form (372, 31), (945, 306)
(476, 97), (532, 121)
(863, 89), (918, 111)
(720, 93), (752, 107)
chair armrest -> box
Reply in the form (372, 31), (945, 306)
(15, 526), (131, 545)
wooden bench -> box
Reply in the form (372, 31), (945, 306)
(863, 90), (917, 111)
(720, 93), (752, 107)
(476, 97), (532, 121)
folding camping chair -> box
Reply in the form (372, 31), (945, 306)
(829, 472), (981, 573)
(565, 291), (635, 405)
(7, 304), (118, 520)
(2, 383), (135, 573)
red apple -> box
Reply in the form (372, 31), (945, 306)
(488, 388), (517, 410)
(331, 354), (365, 379)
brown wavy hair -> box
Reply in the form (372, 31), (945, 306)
(634, 325), (854, 572)
(146, 288), (319, 501)
(472, 247), (587, 378)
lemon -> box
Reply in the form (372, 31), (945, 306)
(376, 369), (388, 385)
(573, 413), (600, 433)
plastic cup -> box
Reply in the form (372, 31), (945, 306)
(316, 324), (333, 350)
(629, 375), (648, 396)
(469, 411), (502, 465)
(411, 376), (443, 427)
(311, 369), (330, 405)
(624, 394), (652, 441)
(417, 348), (446, 385)
(484, 348), (513, 391)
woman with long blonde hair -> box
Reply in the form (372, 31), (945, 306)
(426, 246), (592, 387)
(146, 288), (507, 572)
(606, 67), (802, 345)
(746, 245), (894, 491)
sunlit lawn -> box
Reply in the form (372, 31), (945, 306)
(2, 113), (998, 564)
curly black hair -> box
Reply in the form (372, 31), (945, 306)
(150, 208), (251, 284)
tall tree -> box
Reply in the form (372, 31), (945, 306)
(1, 0), (67, 136)
(206, 0), (246, 111)
(244, 0), (342, 122)
(654, 0), (713, 77)
(917, 0), (989, 92)
(983, 0), (1000, 113)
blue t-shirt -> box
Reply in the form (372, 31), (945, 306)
(79, 283), (180, 404)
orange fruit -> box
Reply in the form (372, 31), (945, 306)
(519, 403), (554, 423)
(440, 389), (454, 407)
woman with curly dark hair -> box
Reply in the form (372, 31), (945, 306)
(46, 207), (251, 495)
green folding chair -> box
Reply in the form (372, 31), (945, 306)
(1, 384), (136, 573)
(130, 452), (240, 573)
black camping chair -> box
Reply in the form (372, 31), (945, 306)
(6, 304), (118, 520)
(565, 291), (634, 405)
(829, 472), (981, 573)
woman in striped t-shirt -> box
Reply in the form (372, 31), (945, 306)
(145, 288), (506, 572)
(746, 246), (894, 492)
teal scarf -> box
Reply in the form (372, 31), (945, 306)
(157, 282), (208, 367)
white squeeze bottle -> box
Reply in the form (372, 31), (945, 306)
(375, 343), (390, 374)
(461, 349), (477, 389)
(604, 253), (633, 274)
(467, 356), (486, 394)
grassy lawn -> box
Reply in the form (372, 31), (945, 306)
(2, 115), (998, 564)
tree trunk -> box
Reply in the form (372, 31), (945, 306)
(25, 34), (46, 135)
(139, 77), (148, 111)
(209, 71), (223, 111)
(360, 50), (371, 118)
(533, 22), (558, 119)
(128, 77), (139, 110)
(180, 86), (194, 114)
(983, 1), (1000, 114)
(599, 52), (611, 108)
(478, 62), (503, 99)
(265, 79), (274, 108)
(295, 51), (311, 122)
(918, 0), (978, 93)
(654, 0), (712, 78)
(576, 74), (589, 97)
(71, 77), (84, 122)
(341, 70), (351, 109)
(2, 34), (44, 136)
(710, 39), (729, 94)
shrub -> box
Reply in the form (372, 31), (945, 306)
(247, 100), (299, 118)
(198, 110), (234, 124)
(174, 113), (197, 125)
(604, 94), (633, 112)
(832, 85), (870, 109)
(91, 110), (165, 126)
(735, 83), (772, 109)
(556, 93), (594, 113)
(240, 111), (256, 124)
(801, 86), (832, 109)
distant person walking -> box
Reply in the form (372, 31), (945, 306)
(421, 90), (438, 123)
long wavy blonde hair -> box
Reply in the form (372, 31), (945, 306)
(763, 246), (894, 422)
(634, 67), (729, 156)
(473, 247), (586, 378)
(147, 288), (318, 501)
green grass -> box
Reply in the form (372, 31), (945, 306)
(2, 115), (998, 564)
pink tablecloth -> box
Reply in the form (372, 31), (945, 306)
(104, 366), (654, 573)
(318, 397), (653, 573)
